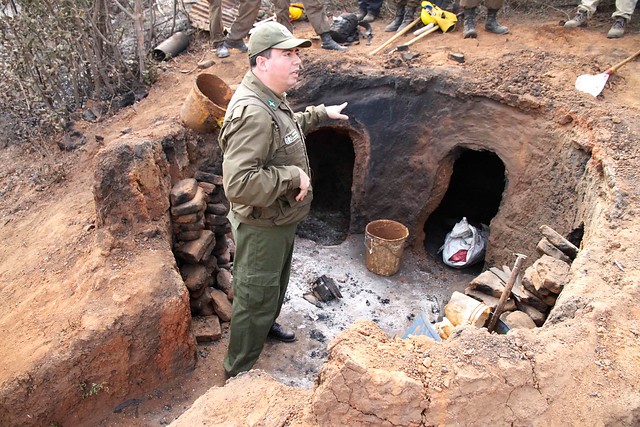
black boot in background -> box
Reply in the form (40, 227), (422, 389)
(463, 7), (477, 38)
(397, 6), (417, 32)
(485, 8), (509, 34)
(320, 32), (347, 51)
(385, 6), (406, 32)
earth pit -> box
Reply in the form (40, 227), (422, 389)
(1, 22), (640, 426)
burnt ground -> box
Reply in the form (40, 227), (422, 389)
(1, 8), (640, 427)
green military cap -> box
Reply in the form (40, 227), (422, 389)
(248, 22), (312, 58)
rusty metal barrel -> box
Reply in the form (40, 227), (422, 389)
(180, 73), (232, 133)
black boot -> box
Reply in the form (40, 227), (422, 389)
(397, 7), (417, 32)
(320, 32), (347, 51)
(485, 9), (509, 34)
(385, 6), (405, 32)
(463, 7), (477, 38)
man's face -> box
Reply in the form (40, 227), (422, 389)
(263, 48), (302, 93)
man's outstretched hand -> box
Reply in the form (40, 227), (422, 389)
(326, 102), (349, 120)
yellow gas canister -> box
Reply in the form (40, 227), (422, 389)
(421, 1), (458, 32)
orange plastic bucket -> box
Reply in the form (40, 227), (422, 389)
(180, 73), (232, 133)
(364, 219), (409, 276)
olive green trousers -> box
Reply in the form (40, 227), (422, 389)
(223, 221), (296, 377)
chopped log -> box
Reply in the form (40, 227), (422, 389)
(199, 236), (218, 263)
(170, 178), (198, 206)
(210, 288), (232, 322)
(172, 219), (205, 233)
(468, 270), (505, 298)
(205, 213), (229, 226)
(532, 255), (570, 294)
(540, 225), (578, 259)
(465, 287), (516, 312)
(212, 232), (228, 255)
(174, 230), (215, 263)
(536, 238), (572, 264)
(214, 222), (232, 234)
(216, 246), (231, 266)
(216, 268), (233, 294)
(171, 186), (206, 217)
(195, 171), (224, 186)
(198, 181), (217, 195)
(512, 280), (549, 313)
(189, 284), (208, 300)
(206, 202), (229, 216)
(173, 211), (204, 224)
(523, 267), (551, 296)
(203, 254), (219, 275)
(180, 263), (210, 293)
(190, 288), (213, 315)
(192, 315), (222, 342)
(176, 230), (202, 242)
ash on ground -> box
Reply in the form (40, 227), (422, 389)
(253, 233), (475, 389)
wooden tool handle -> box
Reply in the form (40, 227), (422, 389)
(368, 18), (422, 56)
(608, 48), (640, 74)
(401, 25), (439, 48)
(487, 253), (527, 333)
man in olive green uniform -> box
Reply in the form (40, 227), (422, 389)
(218, 22), (349, 378)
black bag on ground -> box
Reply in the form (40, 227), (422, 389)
(329, 13), (371, 44)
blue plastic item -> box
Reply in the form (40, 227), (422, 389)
(402, 309), (442, 342)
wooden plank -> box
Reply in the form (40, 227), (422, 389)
(489, 266), (509, 284)
(540, 225), (578, 259)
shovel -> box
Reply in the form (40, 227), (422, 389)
(575, 48), (640, 97)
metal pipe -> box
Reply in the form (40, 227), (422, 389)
(153, 31), (190, 61)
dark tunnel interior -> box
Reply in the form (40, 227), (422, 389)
(423, 149), (506, 269)
(297, 128), (354, 245)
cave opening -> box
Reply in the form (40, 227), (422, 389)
(297, 127), (355, 245)
(423, 149), (506, 270)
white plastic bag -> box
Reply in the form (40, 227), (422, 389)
(440, 217), (489, 268)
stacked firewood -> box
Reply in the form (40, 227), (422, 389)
(170, 171), (235, 343)
(465, 224), (578, 330)
(436, 225), (578, 338)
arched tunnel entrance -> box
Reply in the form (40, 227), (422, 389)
(297, 127), (355, 245)
(423, 149), (506, 269)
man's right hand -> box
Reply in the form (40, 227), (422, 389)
(296, 167), (310, 202)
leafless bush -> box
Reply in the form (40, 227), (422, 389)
(0, 0), (187, 143)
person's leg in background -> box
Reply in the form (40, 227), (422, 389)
(224, 0), (262, 51)
(608, 0), (637, 37)
(208, 0), (229, 57)
(303, 0), (348, 51)
(385, 0), (407, 31)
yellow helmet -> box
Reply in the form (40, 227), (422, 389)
(289, 3), (304, 21)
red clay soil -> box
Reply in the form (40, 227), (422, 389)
(1, 12), (639, 426)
